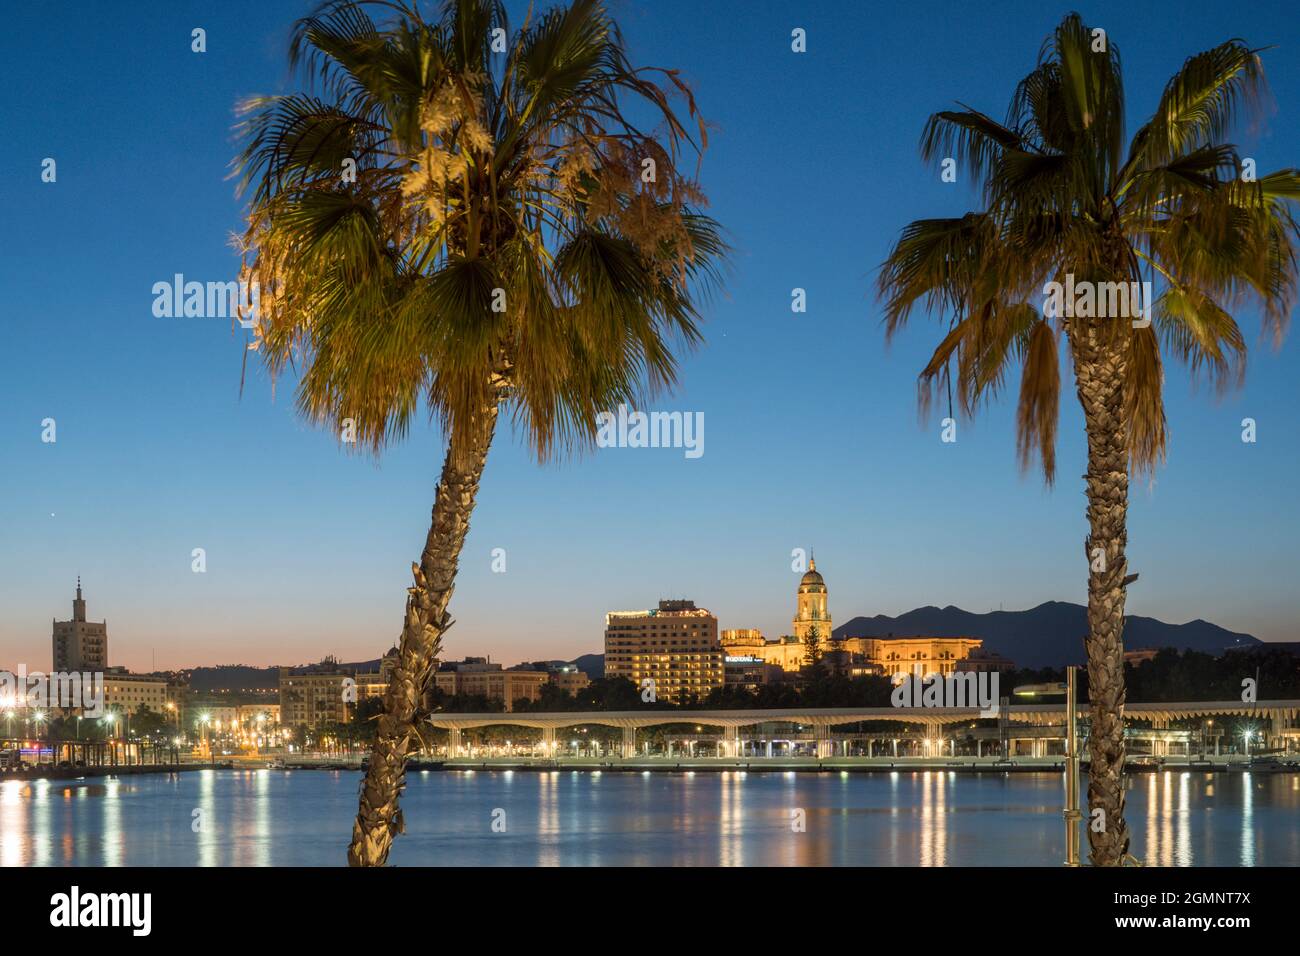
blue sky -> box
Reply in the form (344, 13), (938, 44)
(2, 0), (1297, 670)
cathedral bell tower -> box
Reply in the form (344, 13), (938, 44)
(793, 554), (832, 649)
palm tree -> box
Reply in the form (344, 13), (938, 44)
(234, 0), (724, 866)
(878, 13), (1299, 865)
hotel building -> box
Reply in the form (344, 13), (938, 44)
(605, 600), (724, 703)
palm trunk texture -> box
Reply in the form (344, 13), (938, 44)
(1072, 327), (1132, 867)
(347, 398), (500, 866)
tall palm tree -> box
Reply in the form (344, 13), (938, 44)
(878, 13), (1299, 865)
(234, 0), (724, 866)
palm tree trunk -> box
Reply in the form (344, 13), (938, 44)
(1071, 327), (1132, 867)
(347, 395), (501, 867)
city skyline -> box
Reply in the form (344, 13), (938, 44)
(4, 0), (1299, 672)
(7, 564), (1273, 675)
(2, 0), (1299, 892)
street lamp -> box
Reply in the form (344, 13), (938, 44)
(33, 711), (47, 765)
(102, 712), (118, 764)
(198, 713), (212, 761)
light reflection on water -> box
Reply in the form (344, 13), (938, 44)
(1, 769), (1296, 867)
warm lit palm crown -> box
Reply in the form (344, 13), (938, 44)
(235, 0), (724, 458)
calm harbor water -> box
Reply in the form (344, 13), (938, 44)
(4, 768), (1298, 866)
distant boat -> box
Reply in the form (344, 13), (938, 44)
(1246, 754), (1298, 772)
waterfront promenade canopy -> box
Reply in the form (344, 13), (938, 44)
(426, 700), (1300, 733)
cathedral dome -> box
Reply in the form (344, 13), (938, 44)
(798, 557), (825, 591)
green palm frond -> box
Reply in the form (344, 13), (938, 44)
(234, 0), (726, 459)
(920, 107), (1025, 188)
(1127, 40), (1267, 170)
(879, 11), (1298, 480)
(1153, 284), (1246, 394)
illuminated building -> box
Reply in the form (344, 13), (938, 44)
(792, 557), (832, 649)
(721, 559), (986, 677)
(724, 655), (782, 688)
(101, 669), (171, 715)
(205, 705), (238, 726)
(1123, 647), (1161, 665)
(604, 600), (723, 703)
(433, 658), (549, 712)
(956, 647), (1016, 672)
(52, 579), (108, 672)
(353, 646), (400, 701)
(722, 559), (836, 671)
(851, 637), (984, 678)
(719, 629), (765, 653)
(279, 659), (350, 728)
(236, 703), (280, 726)
(548, 665), (591, 694)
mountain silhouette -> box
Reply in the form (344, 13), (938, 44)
(833, 601), (1259, 669)
(569, 653), (606, 680)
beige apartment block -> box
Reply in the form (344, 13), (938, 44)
(434, 659), (549, 711)
(548, 668), (591, 694)
(279, 664), (350, 729)
(101, 669), (171, 715)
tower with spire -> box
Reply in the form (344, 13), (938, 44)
(792, 552), (832, 651)
(52, 578), (109, 672)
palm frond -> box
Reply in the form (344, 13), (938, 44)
(234, 0), (725, 462)
(1015, 319), (1061, 483)
(878, 12), (1297, 480)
